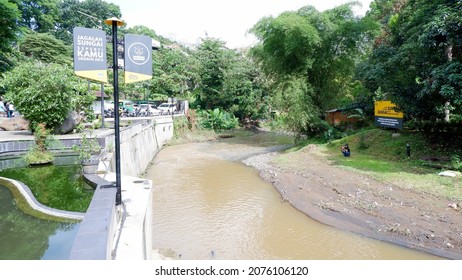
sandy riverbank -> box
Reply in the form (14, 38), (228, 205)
(243, 144), (462, 260)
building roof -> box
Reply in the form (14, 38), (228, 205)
(95, 91), (110, 99)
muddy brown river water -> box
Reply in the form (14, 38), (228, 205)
(144, 133), (441, 260)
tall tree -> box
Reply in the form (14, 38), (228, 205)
(222, 51), (269, 120)
(55, 0), (121, 44)
(251, 4), (378, 135)
(0, 0), (21, 72)
(11, 0), (59, 32)
(194, 37), (234, 110)
(358, 0), (462, 120)
(150, 46), (196, 100)
(192, 37), (269, 120)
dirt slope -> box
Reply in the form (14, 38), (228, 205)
(243, 144), (462, 260)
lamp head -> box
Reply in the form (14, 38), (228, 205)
(104, 17), (124, 26)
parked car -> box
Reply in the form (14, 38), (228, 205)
(157, 103), (177, 114)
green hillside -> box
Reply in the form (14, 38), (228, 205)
(319, 128), (462, 200)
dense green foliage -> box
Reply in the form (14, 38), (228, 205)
(357, 0), (462, 121)
(151, 47), (196, 100)
(55, 0), (121, 43)
(251, 3), (379, 136)
(0, 0), (21, 72)
(194, 38), (234, 109)
(0, 0), (461, 139)
(19, 32), (71, 64)
(198, 108), (239, 131)
(1, 62), (90, 131)
(194, 38), (269, 121)
(11, 0), (59, 32)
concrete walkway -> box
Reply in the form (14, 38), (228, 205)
(0, 127), (115, 142)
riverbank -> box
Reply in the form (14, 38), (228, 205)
(243, 144), (462, 260)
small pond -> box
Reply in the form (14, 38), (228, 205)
(0, 185), (80, 260)
(0, 156), (94, 259)
(0, 163), (94, 213)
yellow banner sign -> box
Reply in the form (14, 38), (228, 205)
(374, 101), (403, 118)
(124, 71), (152, 84)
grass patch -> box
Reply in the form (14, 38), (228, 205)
(319, 128), (462, 201)
(332, 154), (402, 173)
(263, 127), (461, 202)
(325, 128), (462, 172)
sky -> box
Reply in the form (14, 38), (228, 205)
(108, 0), (373, 48)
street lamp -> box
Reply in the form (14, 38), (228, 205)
(105, 17), (124, 206)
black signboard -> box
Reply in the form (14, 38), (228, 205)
(374, 116), (403, 129)
(124, 34), (152, 84)
(73, 27), (107, 83)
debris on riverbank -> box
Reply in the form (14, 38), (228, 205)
(243, 145), (462, 260)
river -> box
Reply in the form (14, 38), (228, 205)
(144, 132), (440, 260)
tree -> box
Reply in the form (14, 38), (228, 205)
(222, 52), (269, 120)
(123, 25), (158, 40)
(19, 32), (71, 64)
(357, 0), (462, 121)
(250, 4), (378, 135)
(0, 0), (21, 72)
(194, 37), (233, 109)
(11, 0), (59, 32)
(150, 46), (197, 100)
(55, 0), (122, 44)
(271, 74), (325, 135)
(193, 37), (269, 121)
(1, 61), (90, 132)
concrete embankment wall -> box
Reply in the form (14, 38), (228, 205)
(70, 116), (174, 260)
(104, 117), (174, 177)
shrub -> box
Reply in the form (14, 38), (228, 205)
(198, 108), (239, 131)
(23, 123), (56, 165)
(1, 61), (91, 132)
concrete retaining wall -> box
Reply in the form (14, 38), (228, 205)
(103, 117), (174, 177)
(69, 116), (174, 260)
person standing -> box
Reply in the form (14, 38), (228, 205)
(8, 102), (14, 118)
(5, 101), (11, 118)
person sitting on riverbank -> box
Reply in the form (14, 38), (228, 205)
(341, 144), (350, 157)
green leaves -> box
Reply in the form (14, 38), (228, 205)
(19, 32), (71, 65)
(11, 0), (59, 32)
(1, 61), (90, 131)
(251, 12), (321, 75)
(358, 0), (462, 120)
(250, 4), (378, 135)
(198, 108), (239, 131)
(0, 0), (21, 72)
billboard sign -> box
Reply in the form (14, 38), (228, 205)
(124, 34), (152, 84)
(73, 27), (108, 83)
(374, 100), (404, 129)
